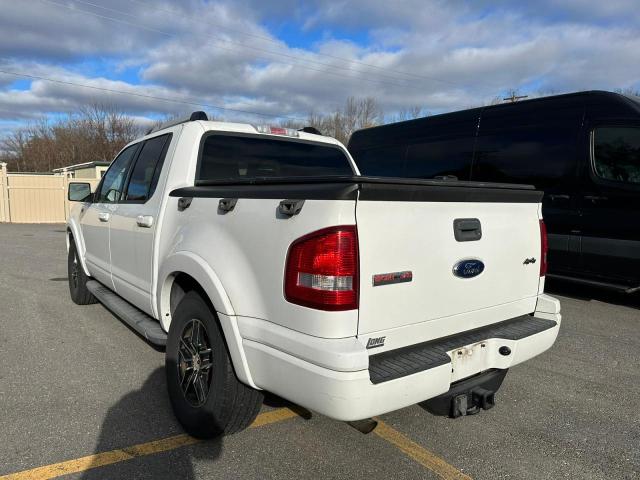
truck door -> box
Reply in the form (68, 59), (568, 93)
(81, 144), (139, 288)
(108, 133), (173, 315)
(578, 120), (640, 286)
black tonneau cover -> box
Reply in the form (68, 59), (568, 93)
(170, 176), (542, 203)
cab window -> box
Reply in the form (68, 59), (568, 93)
(97, 144), (139, 203)
(124, 134), (171, 202)
(198, 134), (353, 181)
(593, 127), (640, 185)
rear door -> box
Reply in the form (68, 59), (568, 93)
(81, 144), (139, 288)
(472, 99), (583, 273)
(356, 188), (542, 335)
(109, 133), (173, 314)
(578, 121), (640, 285)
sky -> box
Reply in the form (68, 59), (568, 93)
(0, 0), (639, 137)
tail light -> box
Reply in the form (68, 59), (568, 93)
(285, 226), (358, 311)
(539, 219), (548, 276)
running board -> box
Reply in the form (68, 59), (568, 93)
(547, 274), (640, 294)
(86, 280), (168, 346)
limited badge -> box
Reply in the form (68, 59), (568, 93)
(372, 271), (413, 286)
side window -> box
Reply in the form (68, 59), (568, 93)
(473, 126), (579, 187)
(124, 134), (171, 201)
(593, 127), (640, 185)
(351, 145), (407, 177)
(405, 137), (474, 180)
(97, 144), (138, 203)
(472, 104), (582, 188)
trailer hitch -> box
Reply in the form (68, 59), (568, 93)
(420, 369), (507, 418)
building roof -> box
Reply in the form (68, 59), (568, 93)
(52, 161), (111, 173)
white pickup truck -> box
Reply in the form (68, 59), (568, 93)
(66, 112), (561, 438)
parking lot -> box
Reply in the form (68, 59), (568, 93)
(0, 223), (638, 480)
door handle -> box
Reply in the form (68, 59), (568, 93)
(548, 194), (570, 201)
(584, 195), (608, 203)
(98, 212), (110, 222)
(136, 215), (154, 228)
(453, 218), (482, 242)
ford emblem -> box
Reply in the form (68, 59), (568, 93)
(453, 259), (485, 279)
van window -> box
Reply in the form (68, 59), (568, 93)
(350, 111), (480, 180)
(125, 134), (171, 201)
(593, 127), (640, 185)
(473, 125), (579, 187)
(350, 145), (407, 177)
(198, 134), (354, 181)
(405, 138), (474, 180)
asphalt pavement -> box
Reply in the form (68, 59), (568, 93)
(0, 223), (638, 479)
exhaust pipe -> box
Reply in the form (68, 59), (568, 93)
(347, 418), (378, 434)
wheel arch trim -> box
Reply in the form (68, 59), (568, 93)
(66, 220), (91, 276)
(157, 251), (257, 388)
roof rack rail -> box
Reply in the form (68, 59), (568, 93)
(298, 126), (323, 135)
(146, 111), (208, 135)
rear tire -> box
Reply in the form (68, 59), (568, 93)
(166, 291), (263, 438)
(68, 239), (97, 305)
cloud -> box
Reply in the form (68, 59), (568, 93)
(0, 0), (639, 135)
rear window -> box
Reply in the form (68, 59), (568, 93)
(198, 134), (354, 181)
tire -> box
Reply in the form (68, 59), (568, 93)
(166, 291), (263, 438)
(68, 239), (97, 305)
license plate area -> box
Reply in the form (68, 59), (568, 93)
(450, 341), (490, 382)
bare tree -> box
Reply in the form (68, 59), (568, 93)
(615, 87), (640, 98)
(278, 97), (382, 144)
(0, 103), (143, 172)
(389, 106), (427, 122)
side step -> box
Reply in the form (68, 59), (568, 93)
(547, 274), (640, 294)
(86, 280), (168, 346)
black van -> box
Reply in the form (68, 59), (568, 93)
(348, 91), (640, 292)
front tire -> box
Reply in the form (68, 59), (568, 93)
(68, 239), (97, 305)
(166, 291), (263, 438)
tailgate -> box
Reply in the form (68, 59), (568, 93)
(356, 195), (542, 335)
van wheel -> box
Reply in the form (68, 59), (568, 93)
(166, 291), (263, 438)
(68, 239), (97, 305)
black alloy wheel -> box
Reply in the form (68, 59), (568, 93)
(178, 319), (214, 407)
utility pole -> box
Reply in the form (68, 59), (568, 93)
(503, 92), (528, 103)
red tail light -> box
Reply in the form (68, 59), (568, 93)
(285, 226), (359, 311)
(539, 219), (548, 276)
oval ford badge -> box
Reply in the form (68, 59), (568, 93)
(453, 259), (485, 279)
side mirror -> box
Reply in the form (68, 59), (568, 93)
(68, 182), (93, 202)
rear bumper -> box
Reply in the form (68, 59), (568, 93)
(238, 294), (561, 421)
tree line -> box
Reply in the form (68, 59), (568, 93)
(0, 97), (423, 173)
(1, 105), (140, 173)
(3, 87), (637, 173)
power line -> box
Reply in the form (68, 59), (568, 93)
(0, 69), (307, 121)
(126, 0), (455, 85)
(41, 0), (451, 92)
